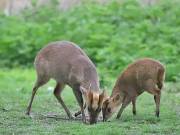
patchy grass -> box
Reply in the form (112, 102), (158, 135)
(0, 69), (179, 135)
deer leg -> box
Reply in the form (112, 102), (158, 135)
(155, 79), (163, 118)
(72, 86), (86, 123)
(26, 78), (49, 115)
(26, 86), (39, 115)
(54, 83), (73, 119)
(132, 98), (136, 115)
(116, 95), (131, 119)
(154, 92), (161, 117)
(144, 79), (162, 117)
(74, 103), (86, 117)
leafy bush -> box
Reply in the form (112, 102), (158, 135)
(0, 0), (179, 82)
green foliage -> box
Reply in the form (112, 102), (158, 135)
(0, 0), (179, 81)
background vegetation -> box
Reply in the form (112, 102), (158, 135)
(0, 0), (179, 134)
(0, 0), (180, 83)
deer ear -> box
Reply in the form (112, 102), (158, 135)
(113, 94), (120, 102)
(99, 90), (109, 106)
(87, 91), (93, 105)
(80, 86), (93, 105)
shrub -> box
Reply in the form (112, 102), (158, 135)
(0, 0), (179, 82)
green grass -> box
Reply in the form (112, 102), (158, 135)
(0, 69), (179, 135)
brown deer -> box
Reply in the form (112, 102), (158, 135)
(26, 41), (106, 124)
(102, 58), (165, 121)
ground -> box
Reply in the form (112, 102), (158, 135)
(0, 69), (179, 135)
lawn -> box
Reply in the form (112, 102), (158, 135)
(0, 69), (179, 135)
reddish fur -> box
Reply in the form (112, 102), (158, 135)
(113, 58), (165, 96)
(102, 58), (165, 121)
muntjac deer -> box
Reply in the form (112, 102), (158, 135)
(102, 58), (165, 121)
(26, 41), (106, 124)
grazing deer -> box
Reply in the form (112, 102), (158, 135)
(102, 58), (165, 121)
(26, 41), (106, 124)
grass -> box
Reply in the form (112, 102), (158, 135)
(0, 69), (179, 135)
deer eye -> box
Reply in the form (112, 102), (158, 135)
(107, 108), (111, 113)
(96, 108), (101, 113)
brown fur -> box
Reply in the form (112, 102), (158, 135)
(26, 41), (106, 124)
(102, 58), (165, 121)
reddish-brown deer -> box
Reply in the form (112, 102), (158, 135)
(26, 41), (106, 124)
(102, 58), (165, 121)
